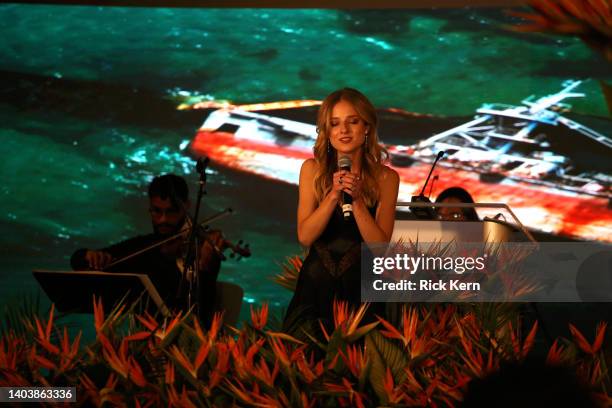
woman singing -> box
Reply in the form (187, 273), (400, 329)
(285, 87), (399, 330)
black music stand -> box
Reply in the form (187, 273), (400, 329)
(32, 270), (170, 316)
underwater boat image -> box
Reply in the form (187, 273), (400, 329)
(190, 81), (612, 242)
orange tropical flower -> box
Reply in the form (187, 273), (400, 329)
(207, 343), (230, 391)
(136, 310), (183, 343)
(383, 367), (405, 404)
(167, 384), (198, 408)
(332, 300), (378, 342)
(165, 361), (175, 385)
(339, 344), (368, 379)
(34, 304), (59, 355)
(250, 303), (269, 330)
(569, 322), (608, 354)
(509, 0), (612, 61)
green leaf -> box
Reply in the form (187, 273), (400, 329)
(365, 330), (408, 403)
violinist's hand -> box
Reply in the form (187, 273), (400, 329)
(198, 230), (224, 274)
(85, 250), (112, 270)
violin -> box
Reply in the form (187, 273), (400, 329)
(108, 208), (250, 273)
(202, 228), (251, 261)
(169, 221), (251, 279)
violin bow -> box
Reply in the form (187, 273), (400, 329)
(103, 207), (234, 270)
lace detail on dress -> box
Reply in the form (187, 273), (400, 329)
(313, 241), (361, 279)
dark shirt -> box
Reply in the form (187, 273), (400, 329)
(71, 233), (220, 322)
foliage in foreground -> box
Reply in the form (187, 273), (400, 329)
(0, 295), (611, 407)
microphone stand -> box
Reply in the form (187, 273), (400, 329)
(410, 150), (444, 219)
(182, 157), (210, 318)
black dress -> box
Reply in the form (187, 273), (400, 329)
(285, 203), (379, 330)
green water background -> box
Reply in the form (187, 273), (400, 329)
(1, 5), (610, 330)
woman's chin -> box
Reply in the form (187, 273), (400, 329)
(334, 145), (362, 156)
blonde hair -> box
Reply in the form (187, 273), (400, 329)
(313, 88), (388, 207)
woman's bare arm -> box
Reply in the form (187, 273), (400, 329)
(351, 166), (399, 243)
(296, 159), (346, 247)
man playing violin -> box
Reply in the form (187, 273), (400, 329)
(70, 174), (223, 327)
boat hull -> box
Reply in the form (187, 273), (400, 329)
(191, 128), (612, 243)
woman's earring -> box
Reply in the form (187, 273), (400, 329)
(327, 140), (330, 153)
(365, 131), (369, 147)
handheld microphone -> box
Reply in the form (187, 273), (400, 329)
(410, 150), (445, 219)
(338, 155), (353, 221)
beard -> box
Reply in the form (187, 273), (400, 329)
(153, 218), (186, 238)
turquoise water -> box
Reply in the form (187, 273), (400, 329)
(1, 5), (610, 324)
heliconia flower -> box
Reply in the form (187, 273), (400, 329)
(82, 373), (123, 407)
(429, 304), (456, 333)
(193, 342), (211, 375)
(319, 320), (331, 342)
(589, 359), (603, 385)
(167, 384), (198, 408)
(93, 296), (105, 333)
(508, 0), (612, 61)
(127, 356), (147, 387)
(327, 353), (340, 371)
(165, 361), (175, 385)
(208, 312), (224, 343)
(136, 311), (183, 342)
(506, 321), (538, 360)
(225, 378), (257, 405)
(301, 392), (316, 408)
(57, 326), (81, 373)
(522, 322), (539, 358)
(169, 345), (198, 379)
(250, 303), (269, 330)
(569, 322), (608, 354)
(268, 337), (291, 367)
(402, 307), (419, 342)
(378, 307), (428, 358)
(80, 373), (100, 404)
(325, 378), (367, 408)
(208, 343), (230, 391)
(592, 322), (607, 354)
(296, 354), (318, 384)
(383, 367), (404, 404)
(253, 357), (279, 388)
(231, 336), (264, 379)
(267, 331), (305, 344)
(135, 312), (159, 332)
(378, 316), (406, 343)
(92, 296), (125, 336)
(458, 336), (487, 378)
(124, 331), (151, 342)
(0, 333), (23, 370)
(245, 338), (264, 361)
(98, 334), (126, 378)
(339, 344), (368, 379)
(0, 371), (30, 387)
(249, 389), (288, 407)
(31, 348), (57, 371)
(34, 304), (59, 355)
(435, 372), (470, 402)
(324, 378), (354, 394)
(332, 300), (377, 341)
(546, 339), (565, 365)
